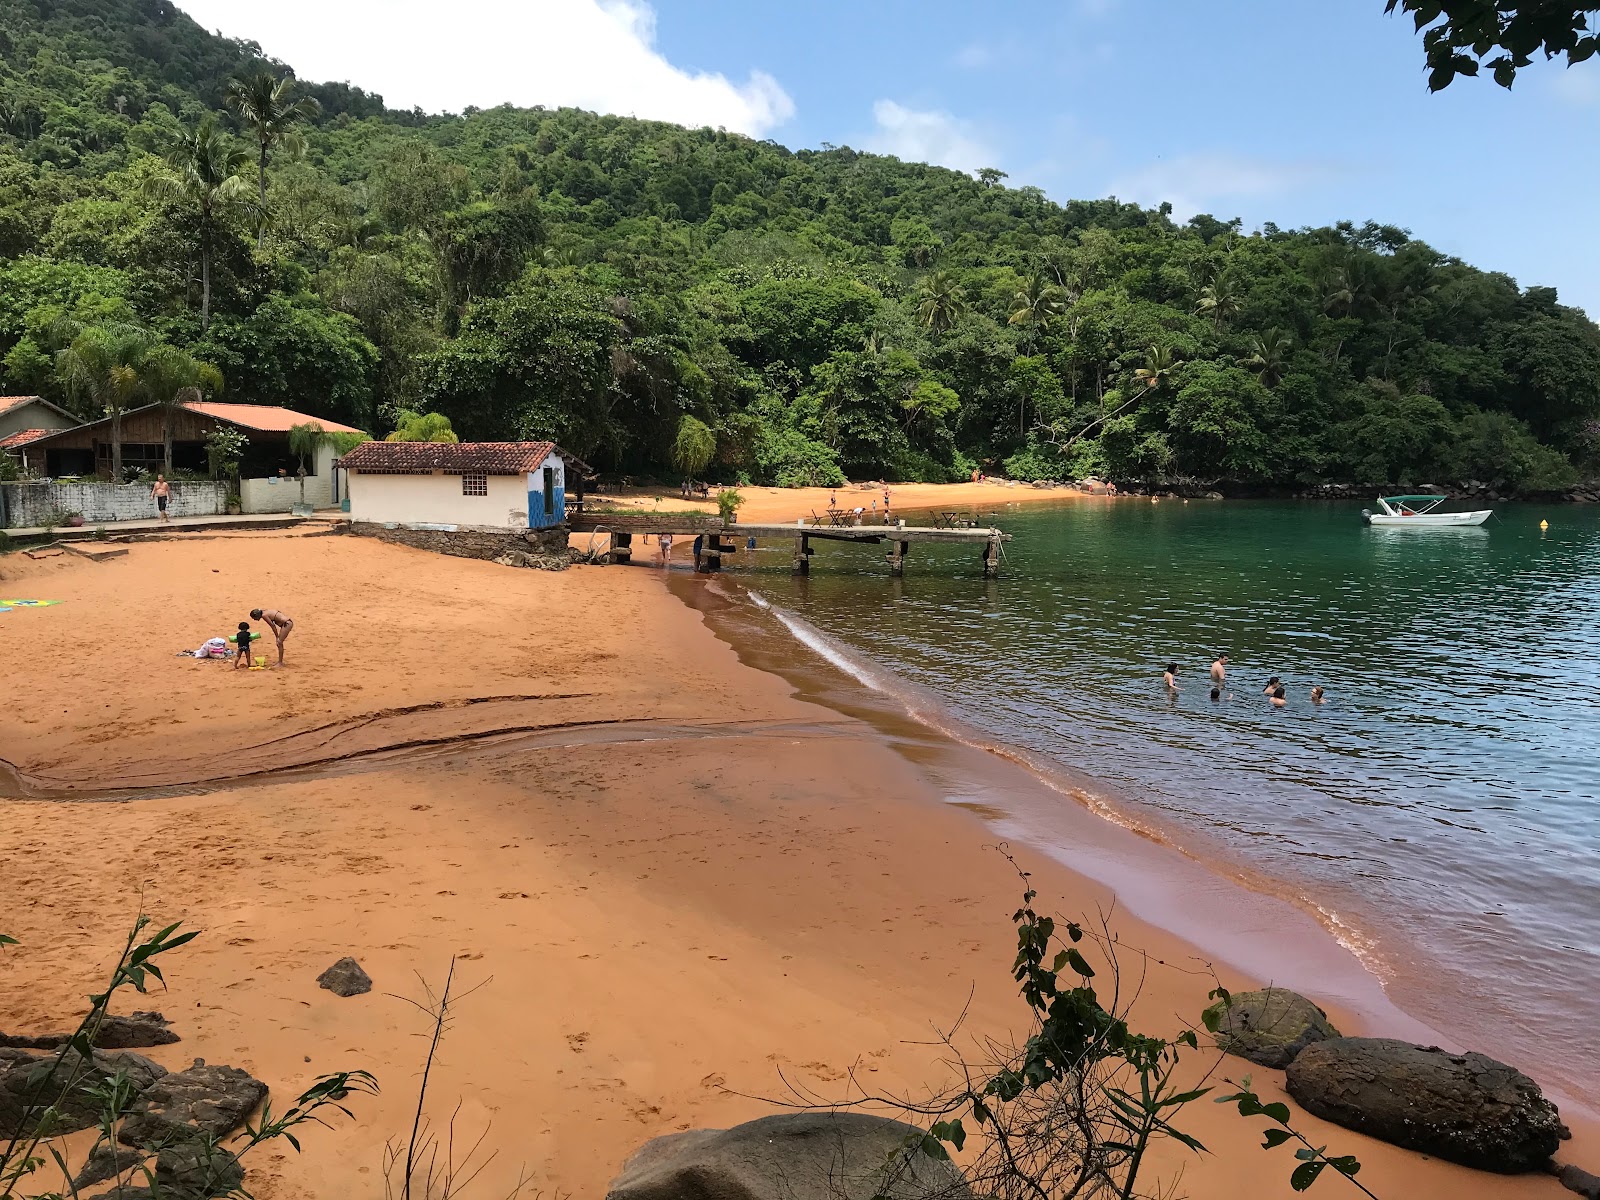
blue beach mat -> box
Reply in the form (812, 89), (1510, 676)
(0, 599), (63, 613)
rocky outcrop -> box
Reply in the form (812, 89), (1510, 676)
(1207, 988), (1339, 1068)
(74, 1141), (146, 1191)
(0, 1012), (178, 1051)
(0, 1047), (167, 1138)
(316, 957), (373, 997)
(1285, 1038), (1565, 1173)
(118, 1061), (268, 1150)
(606, 1112), (972, 1200)
(1555, 1163), (1600, 1200)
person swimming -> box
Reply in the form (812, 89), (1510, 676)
(1163, 662), (1180, 690)
(1311, 686), (1326, 705)
(1270, 685), (1287, 708)
(1210, 686), (1222, 701)
(1262, 675), (1281, 695)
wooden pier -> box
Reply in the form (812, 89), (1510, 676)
(569, 514), (1010, 577)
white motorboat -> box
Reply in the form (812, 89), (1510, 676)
(1361, 495), (1492, 527)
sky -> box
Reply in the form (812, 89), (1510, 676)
(173, 0), (1600, 316)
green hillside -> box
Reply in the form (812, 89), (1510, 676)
(3, 0), (1598, 491)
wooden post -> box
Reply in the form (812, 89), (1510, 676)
(888, 539), (910, 575)
(982, 536), (999, 578)
(704, 534), (725, 573)
(793, 533), (811, 574)
(610, 531), (633, 565)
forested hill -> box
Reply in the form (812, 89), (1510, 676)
(4, 0), (1599, 492)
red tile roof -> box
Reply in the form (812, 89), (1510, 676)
(337, 440), (558, 475)
(0, 428), (55, 451)
(0, 396), (43, 414)
(184, 402), (364, 435)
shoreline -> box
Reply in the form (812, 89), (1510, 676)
(0, 512), (1592, 1198)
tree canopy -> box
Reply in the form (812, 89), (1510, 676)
(0, 0), (1594, 494)
(1388, 1), (1600, 89)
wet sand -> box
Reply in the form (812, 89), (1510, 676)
(0, 522), (1591, 1199)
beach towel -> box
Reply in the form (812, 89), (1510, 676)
(0, 599), (62, 614)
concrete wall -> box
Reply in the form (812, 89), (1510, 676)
(240, 443), (337, 514)
(350, 521), (570, 570)
(348, 470), (530, 528)
(2, 480), (226, 528)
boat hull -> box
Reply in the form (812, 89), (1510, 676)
(1364, 510), (1492, 527)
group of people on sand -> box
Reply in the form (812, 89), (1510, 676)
(231, 607), (294, 670)
(1162, 654), (1326, 707)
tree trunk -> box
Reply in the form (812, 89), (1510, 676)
(257, 146), (268, 251)
(163, 408), (173, 473)
(201, 248), (211, 330)
(110, 409), (123, 482)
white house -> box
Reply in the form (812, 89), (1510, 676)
(338, 440), (585, 530)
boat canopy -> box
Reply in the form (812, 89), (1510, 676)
(1378, 495), (1447, 503)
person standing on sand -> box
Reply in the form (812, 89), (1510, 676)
(1210, 655), (1228, 688)
(250, 607), (293, 667)
(150, 475), (171, 522)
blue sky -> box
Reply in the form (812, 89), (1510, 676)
(176, 0), (1600, 314)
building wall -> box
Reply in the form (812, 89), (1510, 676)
(0, 401), (77, 441)
(526, 449), (567, 529)
(2, 481), (226, 528)
(348, 470), (531, 528)
(240, 444), (337, 513)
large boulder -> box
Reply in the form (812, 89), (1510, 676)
(118, 1061), (268, 1150)
(0, 1047), (167, 1138)
(605, 1112), (972, 1200)
(0, 1012), (179, 1051)
(316, 957), (372, 997)
(1285, 1038), (1565, 1173)
(1207, 988), (1339, 1068)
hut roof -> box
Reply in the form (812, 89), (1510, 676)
(337, 440), (560, 476)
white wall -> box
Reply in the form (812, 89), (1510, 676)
(2, 481), (225, 528)
(348, 470), (530, 528)
(240, 443), (338, 514)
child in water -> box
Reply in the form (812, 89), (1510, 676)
(1163, 663), (1179, 691)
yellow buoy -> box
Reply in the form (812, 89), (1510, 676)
(1540, 519), (1549, 530)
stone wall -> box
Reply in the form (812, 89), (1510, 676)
(350, 521), (571, 570)
(1, 481), (226, 528)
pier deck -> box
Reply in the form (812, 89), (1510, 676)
(570, 514), (1010, 576)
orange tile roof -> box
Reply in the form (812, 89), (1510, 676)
(184, 402), (365, 435)
(0, 396), (44, 414)
(0, 428), (53, 450)
(338, 440), (558, 475)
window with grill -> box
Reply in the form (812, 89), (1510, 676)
(461, 473), (488, 496)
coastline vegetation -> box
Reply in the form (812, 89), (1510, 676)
(4, 3), (1599, 495)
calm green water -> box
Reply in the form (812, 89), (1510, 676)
(732, 498), (1600, 1101)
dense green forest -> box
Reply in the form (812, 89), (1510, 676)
(4, 0), (1599, 492)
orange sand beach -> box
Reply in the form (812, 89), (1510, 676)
(0, 492), (1592, 1200)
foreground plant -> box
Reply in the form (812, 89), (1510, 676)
(0, 916), (375, 1199)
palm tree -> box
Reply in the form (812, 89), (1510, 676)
(142, 344), (223, 472)
(917, 270), (967, 336)
(1007, 272), (1067, 349)
(227, 71), (321, 249)
(54, 325), (153, 481)
(1134, 345), (1180, 392)
(1194, 278), (1240, 331)
(143, 116), (256, 329)
(1247, 328), (1292, 387)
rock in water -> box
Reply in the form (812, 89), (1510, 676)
(0, 1047), (167, 1138)
(1285, 1038), (1564, 1173)
(316, 957), (372, 997)
(1207, 987), (1339, 1068)
(605, 1112), (972, 1200)
(118, 1062), (268, 1150)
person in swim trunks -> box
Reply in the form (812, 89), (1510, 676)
(250, 607), (293, 667)
(150, 475), (171, 521)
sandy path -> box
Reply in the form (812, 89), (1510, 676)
(0, 533), (1590, 1199)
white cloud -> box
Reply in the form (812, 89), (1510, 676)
(173, 0), (794, 136)
(865, 100), (996, 176)
(1105, 153), (1333, 220)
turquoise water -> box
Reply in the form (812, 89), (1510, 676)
(731, 499), (1600, 1102)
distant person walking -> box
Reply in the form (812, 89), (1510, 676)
(150, 475), (171, 522)
(657, 532), (673, 565)
(883, 487), (892, 524)
(1210, 655), (1229, 688)
(250, 607), (293, 667)
(692, 534), (704, 573)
